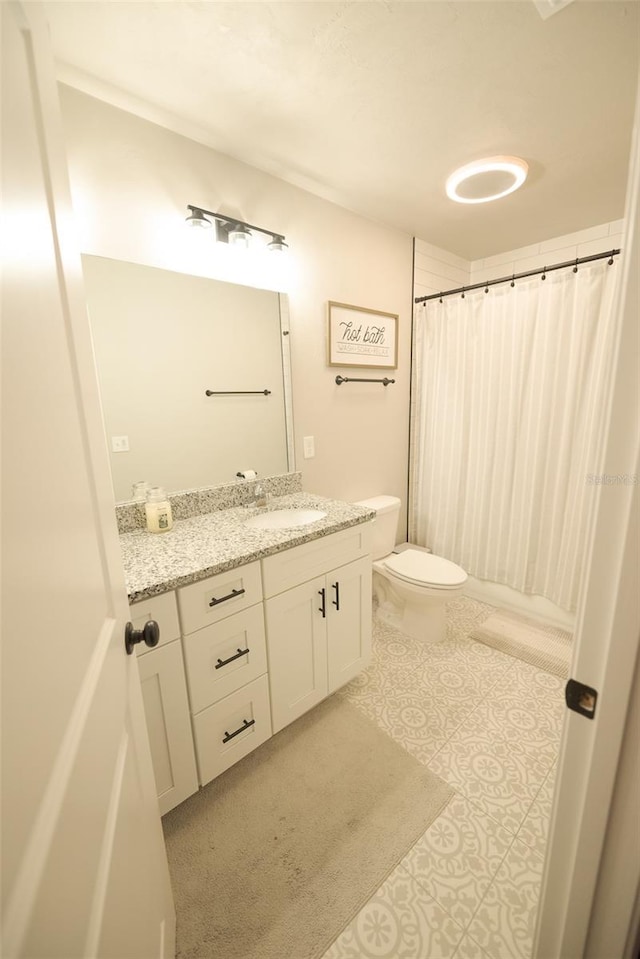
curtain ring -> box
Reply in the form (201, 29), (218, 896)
(510, 274), (515, 288)
(541, 266), (547, 280)
(484, 281), (489, 293)
(461, 286), (465, 299)
(573, 258), (579, 273)
(608, 250), (615, 265)
(439, 293), (443, 303)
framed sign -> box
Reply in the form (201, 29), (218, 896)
(327, 301), (398, 369)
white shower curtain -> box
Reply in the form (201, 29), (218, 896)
(409, 260), (619, 612)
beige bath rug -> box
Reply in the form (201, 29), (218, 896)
(162, 693), (454, 959)
(471, 609), (573, 677)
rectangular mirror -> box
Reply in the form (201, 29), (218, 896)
(82, 255), (294, 502)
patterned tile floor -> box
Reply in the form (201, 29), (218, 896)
(322, 595), (565, 959)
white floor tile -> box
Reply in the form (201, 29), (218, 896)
(453, 933), (491, 959)
(516, 763), (557, 857)
(427, 718), (547, 834)
(322, 864), (466, 959)
(402, 793), (513, 927)
(465, 837), (545, 959)
(324, 596), (561, 959)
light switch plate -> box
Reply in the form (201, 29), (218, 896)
(111, 435), (130, 452)
(303, 435), (315, 459)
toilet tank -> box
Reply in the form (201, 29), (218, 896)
(353, 495), (401, 560)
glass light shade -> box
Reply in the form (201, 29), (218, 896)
(185, 209), (212, 229)
(228, 225), (252, 247)
(446, 156), (529, 204)
(267, 237), (289, 252)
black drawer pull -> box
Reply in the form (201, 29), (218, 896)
(318, 587), (326, 618)
(215, 647), (250, 670)
(332, 581), (340, 611)
(209, 587), (245, 607)
(222, 718), (255, 744)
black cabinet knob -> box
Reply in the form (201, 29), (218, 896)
(125, 620), (160, 655)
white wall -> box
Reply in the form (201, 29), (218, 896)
(58, 86), (414, 528)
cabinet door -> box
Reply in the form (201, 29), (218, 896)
(327, 556), (372, 692)
(137, 639), (199, 815)
(265, 576), (328, 733)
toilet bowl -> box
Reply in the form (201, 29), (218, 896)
(354, 495), (467, 642)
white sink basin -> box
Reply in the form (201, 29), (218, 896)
(245, 508), (327, 530)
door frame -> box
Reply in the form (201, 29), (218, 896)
(534, 79), (640, 958)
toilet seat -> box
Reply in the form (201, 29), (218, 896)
(383, 549), (467, 590)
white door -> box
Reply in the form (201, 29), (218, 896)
(534, 86), (640, 958)
(1, 4), (175, 957)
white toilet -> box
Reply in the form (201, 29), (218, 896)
(354, 495), (467, 643)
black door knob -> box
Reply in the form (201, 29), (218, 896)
(125, 619), (160, 655)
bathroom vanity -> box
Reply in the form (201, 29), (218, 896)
(122, 490), (374, 815)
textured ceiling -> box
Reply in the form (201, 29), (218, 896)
(45, 1), (639, 260)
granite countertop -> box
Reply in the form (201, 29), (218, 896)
(122, 492), (375, 603)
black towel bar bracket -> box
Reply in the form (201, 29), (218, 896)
(335, 375), (395, 387)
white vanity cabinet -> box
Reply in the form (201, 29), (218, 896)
(177, 562), (273, 786)
(129, 519), (373, 807)
(262, 524), (373, 733)
(129, 592), (199, 815)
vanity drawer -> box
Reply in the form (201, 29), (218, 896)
(193, 674), (272, 785)
(261, 523), (373, 598)
(128, 591), (181, 654)
(182, 605), (268, 713)
(177, 562), (263, 634)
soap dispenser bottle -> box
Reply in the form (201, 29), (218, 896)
(254, 482), (268, 508)
(145, 486), (173, 533)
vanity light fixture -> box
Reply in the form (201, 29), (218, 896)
(186, 205), (289, 251)
(445, 156), (529, 204)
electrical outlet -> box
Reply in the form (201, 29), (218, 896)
(111, 435), (130, 452)
(303, 435), (315, 459)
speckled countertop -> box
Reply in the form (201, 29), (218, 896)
(122, 492), (375, 604)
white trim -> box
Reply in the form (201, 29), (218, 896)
(534, 77), (640, 958)
(2, 619), (116, 957)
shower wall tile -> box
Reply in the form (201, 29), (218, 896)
(538, 222), (610, 254)
(466, 219), (624, 287)
(414, 238), (471, 301)
(415, 252), (470, 285)
(577, 233), (624, 258)
(480, 242), (541, 270)
(415, 239), (471, 272)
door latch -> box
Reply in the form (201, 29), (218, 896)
(565, 678), (598, 719)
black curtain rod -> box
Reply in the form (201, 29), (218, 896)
(414, 248), (621, 304)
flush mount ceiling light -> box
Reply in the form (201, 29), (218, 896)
(445, 156), (529, 205)
(185, 205), (288, 251)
